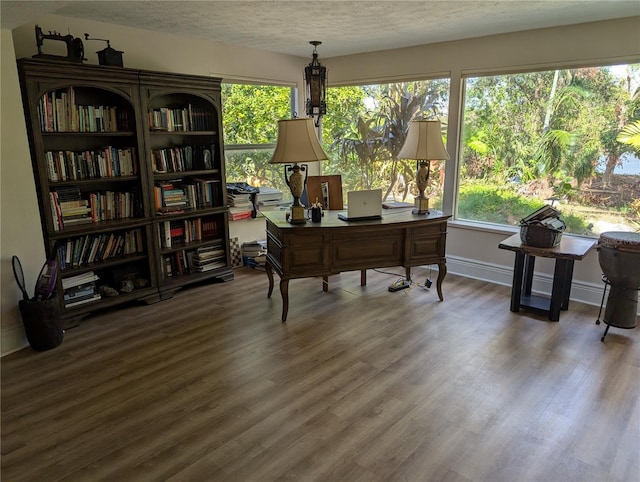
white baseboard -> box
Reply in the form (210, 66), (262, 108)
(445, 255), (608, 309)
(1, 321), (28, 356)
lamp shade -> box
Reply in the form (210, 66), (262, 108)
(270, 118), (329, 164)
(397, 120), (450, 161)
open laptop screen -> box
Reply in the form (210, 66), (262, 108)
(337, 189), (383, 221)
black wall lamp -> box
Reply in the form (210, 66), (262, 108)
(304, 41), (327, 127)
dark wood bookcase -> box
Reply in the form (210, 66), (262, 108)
(17, 59), (233, 325)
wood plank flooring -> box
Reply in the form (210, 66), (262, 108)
(2, 267), (638, 481)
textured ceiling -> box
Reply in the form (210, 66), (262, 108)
(1, 0), (639, 58)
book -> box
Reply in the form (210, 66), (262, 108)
(65, 293), (101, 308)
(382, 201), (413, 209)
(62, 272), (100, 290)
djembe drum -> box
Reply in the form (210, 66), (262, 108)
(597, 231), (640, 341)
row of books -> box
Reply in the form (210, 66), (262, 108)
(56, 229), (145, 270)
(38, 87), (131, 133)
(46, 147), (137, 182)
(151, 144), (215, 173)
(50, 188), (140, 231)
(161, 244), (226, 278)
(62, 271), (101, 308)
(148, 105), (214, 132)
(154, 179), (221, 214)
(158, 217), (221, 248)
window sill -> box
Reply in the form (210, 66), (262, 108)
(448, 218), (598, 242)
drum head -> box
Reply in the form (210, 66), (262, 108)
(599, 231), (640, 252)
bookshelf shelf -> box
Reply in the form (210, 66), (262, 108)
(59, 253), (150, 275)
(48, 176), (140, 186)
(18, 58), (233, 325)
(48, 218), (149, 237)
(153, 170), (222, 180)
(42, 131), (137, 137)
(160, 268), (231, 289)
(159, 236), (227, 255)
(65, 287), (157, 313)
(150, 131), (218, 136)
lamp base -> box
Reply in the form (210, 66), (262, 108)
(288, 205), (308, 224)
(413, 197), (430, 215)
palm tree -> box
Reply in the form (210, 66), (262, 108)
(377, 82), (445, 200)
(617, 119), (640, 153)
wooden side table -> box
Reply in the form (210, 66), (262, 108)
(498, 233), (596, 321)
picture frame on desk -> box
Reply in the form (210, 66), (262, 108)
(305, 174), (343, 210)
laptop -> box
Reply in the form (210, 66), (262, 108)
(338, 189), (383, 221)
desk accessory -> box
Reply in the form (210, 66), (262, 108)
(270, 118), (329, 224)
(337, 189), (383, 221)
(397, 120), (449, 215)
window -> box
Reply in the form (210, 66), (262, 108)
(458, 64), (640, 236)
(323, 80), (450, 207)
(222, 83), (294, 194)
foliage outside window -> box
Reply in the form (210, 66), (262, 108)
(323, 80), (450, 206)
(459, 64), (640, 236)
(222, 84), (292, 194)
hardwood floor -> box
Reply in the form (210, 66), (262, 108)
(2, 267), (638, 481)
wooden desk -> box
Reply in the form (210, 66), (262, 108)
(264, 210), (451, 321)
(498, 233), (596, 321)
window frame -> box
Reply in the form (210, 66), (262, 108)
(453, 61), (640, 237)
(221, 80), (297, 191)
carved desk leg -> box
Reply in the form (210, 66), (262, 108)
(266, 261), (274, 298)
(280, 278), (289, 322)
(436, 261), (447, 301)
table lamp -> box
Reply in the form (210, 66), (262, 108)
(397, 120), (449, 215)
(270, 118), (329, 223)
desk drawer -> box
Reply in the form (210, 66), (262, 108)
(407, 232), (445, 264)
(266, 229), (329, 276)
(289, 245), (330, 275)
(333, 232), (402, 269)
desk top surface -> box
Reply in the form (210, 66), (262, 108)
(262, 209), (451, 229)
(498, 233), (596, 260)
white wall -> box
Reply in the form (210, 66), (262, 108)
(3, 15), (639, 355)
(1, 29), (47, 354)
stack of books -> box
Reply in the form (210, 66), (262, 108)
(228, 191), (254, 220)
(257, 186), (285, 210)
(154, 179), (221, 214)
(50, 186), (92, 231)
(62, 271), (101, 308)
(242, 239), (267, 270)
(154, 181), (189, 214)
(191, 244), (227, 272)
(227, 182), (258, 220)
